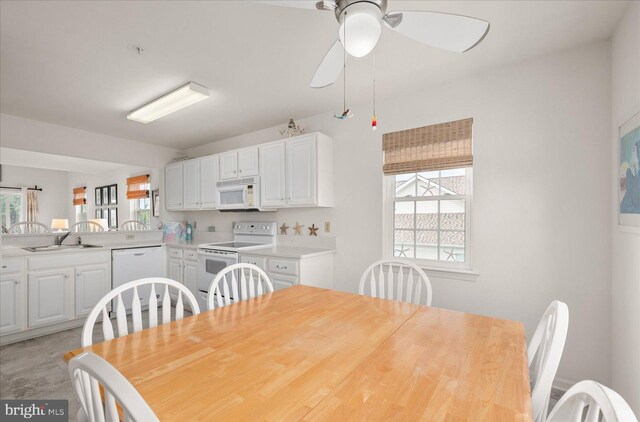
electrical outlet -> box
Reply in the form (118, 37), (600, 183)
(192, 221), (197, 229)
(324, 221), (331, 233)
(125, 234), (135, 240)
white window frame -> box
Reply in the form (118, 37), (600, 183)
(0, 188), (26, 228)
(382, 168), (474, 274)
(129, 182), (151, 229)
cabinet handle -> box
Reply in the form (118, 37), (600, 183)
(276, 265), (288, 269)
(64, 274), (69, 278)
(14, 280), (20, 284)
(1, 265), (7, 269)
(77, 273), (81, 277)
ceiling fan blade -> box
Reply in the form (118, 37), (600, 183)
(310, 39), (345, 88)
(256, 1), (327, 10)
(384, 11), (490, 53)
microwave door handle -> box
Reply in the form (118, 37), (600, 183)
(243, 187), (248, 206)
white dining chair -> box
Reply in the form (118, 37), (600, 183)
(119, 220), (149, 231)
(546, 380), (637, 422)
(69, 351), (159, 422)
(7, 221), (50, 234)
(207, 263), (274, 310)
(528, 300), (570, 422)
(358, 259), (433, 306)
(81, 277), (200, 347)
(70, 221), (104, 233)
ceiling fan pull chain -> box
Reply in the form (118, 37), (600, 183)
(372, 53), (377, 131)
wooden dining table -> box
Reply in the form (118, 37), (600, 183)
(64, 285), (533, 421)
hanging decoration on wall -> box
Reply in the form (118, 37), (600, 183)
(371, 54), (377, 131)
(279, 223), (290, 235)
(278, 119), (305, 138)
(334, 11), (353, 121)
(308, 224), (319, 236)
(293, 222), (304, 235)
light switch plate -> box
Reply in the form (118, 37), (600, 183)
(324, 221), (331, 233)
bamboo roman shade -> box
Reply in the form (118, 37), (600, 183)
(126, 174), (150, 200)
(73, 187), (86, 206)
(383, 118), (473, 175)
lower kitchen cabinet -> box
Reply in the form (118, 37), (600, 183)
(240, 252), (334, 292)
(183, 261), (197, 298)
(167, 247), (198, 310)
(75, 263), (110, 317)
(270, 274), (296, 291)
(0, 272), (26, 335)
(28, 268), (74, 328)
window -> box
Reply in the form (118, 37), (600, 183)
(0, 189), (24, 229)
(73, 187), (87, 223)
(388, 168), (471, 267)
(130, 183), (151, 228)
(382, 118), (473, 270)
(75, 204), (88, 223)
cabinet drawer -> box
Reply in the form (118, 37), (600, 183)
(183, 249), (198, 262)
(29, 251), (110, 271)
(268, 258), (298, 276)
(1, 258), (24, 274)
(240, 255), (266, 270)
(167, 248), (183, 260)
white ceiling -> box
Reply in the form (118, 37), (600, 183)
(0, 148), (127, 174)
(0, 0), (629, 149)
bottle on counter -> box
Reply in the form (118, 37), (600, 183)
(185, 221), (193, 242)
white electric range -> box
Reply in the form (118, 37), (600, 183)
(196, 221), (276, 310)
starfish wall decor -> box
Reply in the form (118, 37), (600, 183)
(293, 222), (304, 235)
(308, 224), (319, 236)
(279, 223), (289, 235)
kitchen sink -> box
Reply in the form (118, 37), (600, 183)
(23, 244), (103, 252)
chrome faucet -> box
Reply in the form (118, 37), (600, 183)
(55, 231), (71, 245)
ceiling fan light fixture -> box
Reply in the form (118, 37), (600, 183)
(338, 2), (382, 58)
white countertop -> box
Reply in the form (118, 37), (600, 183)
(239, 245), (335, 259)
(1, 240), (165, 258)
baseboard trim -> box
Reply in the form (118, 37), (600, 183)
(0, 318), (85, 346)
(553, 377), (575, 392)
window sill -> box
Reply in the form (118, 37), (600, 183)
(420, 266), (479, 282)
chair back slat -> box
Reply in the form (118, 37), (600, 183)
(207, 264), (274, 310)
(359, 259), (433, 306)
(101, 308), (114, 341)
(7, 221), (50, 234)
(175, 291), (184, 320)
(69, 352), (159, 422)
(162, 284), (171, 325)
(115, 294), (128, 337)
(81, 278), (200, 347)
(528, 300), (569, 422)
(119, 220), (149, 231)
(547, 380), (638, 422)
(70, 221), (104, 233)
(131, 286), (142, 333)
(148, 285), (158, 328)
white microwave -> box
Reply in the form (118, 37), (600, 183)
(217, 177), (260, 211)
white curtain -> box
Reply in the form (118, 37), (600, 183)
(26, 190), (39, 222)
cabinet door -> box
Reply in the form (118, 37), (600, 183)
(269, 273), (297, 292)
(183, 159), (201, 209)
(168, 259), (182, 300)
(75, 263), (110, 318)
(183, 261), (198, 299)
(0, 274), (25, 335)
(219, 151), (238, 180)
(260, 142), (286, 208)
(238, 148), (259, 177)
(200, 155), (218, 208)
(165, 162), (183, 210)
(28, 269), (73, 328)
(286, 136), (316, 206)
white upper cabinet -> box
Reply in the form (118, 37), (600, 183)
(238, 148), (259, 177)
(182, 158), (200, 210)
(219, 151), (238, 180)
(287, 135), (317, 206)
(260, 141), (287, 208)
(199, 155), (218, 208)
(165, 162), (183, 210)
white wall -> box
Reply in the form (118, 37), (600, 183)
(610, 2), (640, 415)
(185, 41), (612, 387)
(0, 165), (69, 227)
(0, 114), (178, 169)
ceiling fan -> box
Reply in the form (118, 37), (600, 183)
(264, 0), (490, 88)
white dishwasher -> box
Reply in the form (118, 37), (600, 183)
(111, 246), (166, 313)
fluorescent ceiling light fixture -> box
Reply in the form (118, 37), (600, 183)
(127, 82), (209, 124)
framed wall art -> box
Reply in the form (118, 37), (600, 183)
(618, 111), (640, 232)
